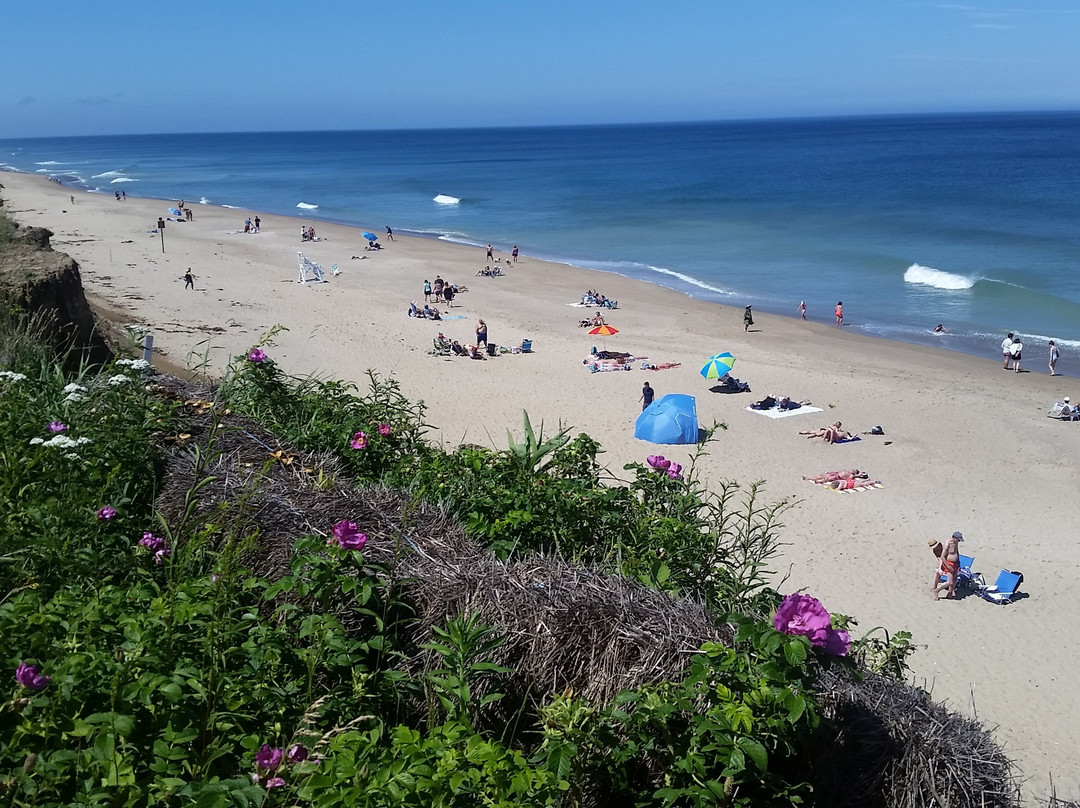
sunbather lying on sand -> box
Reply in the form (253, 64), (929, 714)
(820, 477), (881, 490)
(803, 469), (869, 483)
(799, 422), (855, 443)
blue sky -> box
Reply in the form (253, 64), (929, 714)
(3, 0), (1078, 137)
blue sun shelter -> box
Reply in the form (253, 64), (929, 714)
(634, 394), (699, 444)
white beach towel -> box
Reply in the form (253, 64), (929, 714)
(745, 405), (823, 419)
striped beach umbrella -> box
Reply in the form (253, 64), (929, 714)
(700, 352), (736, 380)
(588, 324), (619, 337)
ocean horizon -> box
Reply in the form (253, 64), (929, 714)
(3, 111), (1079, 365)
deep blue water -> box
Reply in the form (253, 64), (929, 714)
(3, 113), (1080, 359)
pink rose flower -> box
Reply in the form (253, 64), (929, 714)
(331, 520), (367, 551)
(774, 593), (850, 656)
(377, 423), (391, 436)
(248, 348), (268, 364)
(350, 431), (367, 450)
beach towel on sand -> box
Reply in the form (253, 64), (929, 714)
(809, 478), (884, 493)
(745, 405), (823, 419)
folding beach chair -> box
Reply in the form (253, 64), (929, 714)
(297, 252), (326, 284)
(976, 570), (1024, 605)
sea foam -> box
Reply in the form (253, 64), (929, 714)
(433, 194), (460, 205)
(92, 170), (125, 179)
(296, 202), (318, 209)
(903, 263), (975, 290)
(110, 177), (137, 183)
(34, 161), (65, 165)
(199, 197), (211, 205)
(648, 265), (730, 296)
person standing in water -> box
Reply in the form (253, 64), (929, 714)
(799, 300), (806, 320)
(1049, 340), (1060, 375)
(835, 301), (844, 327)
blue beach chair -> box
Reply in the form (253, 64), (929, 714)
(978, 570), (1024, 605)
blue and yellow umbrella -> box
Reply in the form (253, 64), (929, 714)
(700, 352), (736, 380)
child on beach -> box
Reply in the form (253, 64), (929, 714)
(183, 269), (195, 290)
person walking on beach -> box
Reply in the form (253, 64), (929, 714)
(1010, 336), (1023, 373)
(122, 190), (126, 200)
(1049, 340), (1060, 375)
(443, 284), (455, 308)
(423, 279), (432, 302)
(512, 245), (518, 264)
(486, 244), (494, 262)
(1002, 333), (1014, 369)
(640, 381), (655, 411)
(386, 226), (395, 241)
(433, 276), (444, 300)
(183, 269), (195, 290)
(475, 318), (488, 348)
(743, 305), (754, 332)
(834, 301), (844, 327)
(799, 300), (806, 320)
(254, 216), (260, 232)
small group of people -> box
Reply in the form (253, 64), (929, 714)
(930, 531), (964, 600)
(300, 226), (317, 242)
(408, 301), (443, 320)
(803, 468), (879, 490)
(484, 244), (520, 264)
(435, 333), (487, 359)
(244, 216), (260, 233)
(799, 422), (855, 443)
(750, 395), (808, 411)
(580, 290), (618, 309)
(424, 276), (466, 306)
(113, 190), (127, 201)
(1001, 332), (1061, 375)
(476, 265), (503, 277)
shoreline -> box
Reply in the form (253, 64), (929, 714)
(4, 166), (1073, 369)
(3, 170), (1078, 802)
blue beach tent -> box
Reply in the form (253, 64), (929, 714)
(634, 394), (699, 444)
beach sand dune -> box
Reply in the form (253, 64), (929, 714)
(3, 172), (1078, 802)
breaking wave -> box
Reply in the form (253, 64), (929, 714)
(296, 202), (318, 209)
(92, 170), (125, 179)
(433, 194), (460, 205)
(110, 177), (137, 183)
(903, 263), (976, 290)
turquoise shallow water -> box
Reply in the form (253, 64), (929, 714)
(3, 112), (1079, 361)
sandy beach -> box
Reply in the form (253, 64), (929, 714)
(3, 172), (1078, 801)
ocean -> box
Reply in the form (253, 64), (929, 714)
(3, 112), (1079, 360)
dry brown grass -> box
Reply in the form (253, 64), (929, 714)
(149, 373), (1022, 808)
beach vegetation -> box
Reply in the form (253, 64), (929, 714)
(0, 319), (1020, 807)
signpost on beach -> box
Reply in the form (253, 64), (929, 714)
(157, 218), (165, 253)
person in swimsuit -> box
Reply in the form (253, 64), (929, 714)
(799, 300), (806, 320)
(475, 319), (488, 347)
(932, 531), (964, 600)
(821, 477), (879, 490)
(799, 422), (854, 443)
(1049, 340), (1059, 375)
(835, 301), (844, 327)
(803, 469), (868, 483)
(512, 245), (518, 264)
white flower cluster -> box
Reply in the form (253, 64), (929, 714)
(108, 375), (134, 387)
(63, 383), (88, 402)
(30, 435), (92, 449)
(0, 370), (28, 383)
(115, 359), (151, 372)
